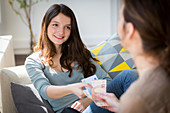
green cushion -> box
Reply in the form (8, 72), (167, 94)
(89, 33), (135, 78)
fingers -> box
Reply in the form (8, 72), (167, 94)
(71, 101), (84, 112)
(81, 83), (93, 89)
(71, 101), (80, 109)
(69, 83), (91, 98)
(78, 92), (86, 99)
(94, 92), (115, 102)
(76, 105), (84, 112)
(92, 88), (115, 100)
(93, 92), (119, 110)
(105, 93), (116, 97)
(78, 83), (92, 99)
(94, 93), (105, 100)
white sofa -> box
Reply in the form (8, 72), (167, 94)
(0, 34), (135, 113)
(0, 65), (31, 113)
(0, 35), (16, 113)
(0, 35), (15, 69)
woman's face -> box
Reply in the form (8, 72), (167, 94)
(47, 13), (71, 49)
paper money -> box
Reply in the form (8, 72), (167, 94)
(92, 79), (108, 106)
(81, 75), (108, 106)
(81, 75), (98, 96)
(83, 90), (92, 99)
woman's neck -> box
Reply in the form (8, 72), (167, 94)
(55, 45), (62, 53)
(133, 54), (159, 77)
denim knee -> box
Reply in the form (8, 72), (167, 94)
(120, 69), (138, 80)
(106, 69), (138, 99)
(119, 69), (138, 91)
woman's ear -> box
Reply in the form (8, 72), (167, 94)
(125, 22), (135, 40)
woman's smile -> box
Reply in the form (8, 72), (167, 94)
(54, 35), (64, 40)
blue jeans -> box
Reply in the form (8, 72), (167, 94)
(89, 69), (138, 113)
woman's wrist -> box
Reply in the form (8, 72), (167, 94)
(66, 84), (74, 94)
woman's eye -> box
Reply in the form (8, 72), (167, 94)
(66, 26), (71, 30)
(53, 24), (58, 27)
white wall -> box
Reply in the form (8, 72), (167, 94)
(0, 0), (4, 34)
(1, 0), (122, 54)
(0, 0), (1, 24)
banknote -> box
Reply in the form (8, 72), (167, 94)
(92, 79), (108, 106)
(81, 75), (98, 96)
(81, 75), (108, 106)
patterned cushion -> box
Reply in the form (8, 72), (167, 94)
(89, 33), (135, 78)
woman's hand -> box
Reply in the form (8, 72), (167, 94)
(46, 83), (92, 99)
(71, 97), (92, 112)
(68, 83), (93, 99)
(92, 88), (120, 113)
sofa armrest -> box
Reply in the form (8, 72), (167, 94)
(0, 35), (15, 69)
(0, 65), (31, 113)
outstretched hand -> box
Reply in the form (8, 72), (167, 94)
(92, 88), (120, 113)
(69, 83), (92, 99)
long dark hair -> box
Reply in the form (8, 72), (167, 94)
(35, 4), (97, 77)
(123, 0), (170, 75)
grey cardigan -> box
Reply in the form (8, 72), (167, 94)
(25, 52), (111, 113)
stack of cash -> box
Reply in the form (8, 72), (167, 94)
(81, 75), (108, 106)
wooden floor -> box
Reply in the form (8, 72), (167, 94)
(15, 54), (30, 66)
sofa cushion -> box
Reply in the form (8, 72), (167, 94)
(10, 82), (55, 113)
(89, 33), (135, 78)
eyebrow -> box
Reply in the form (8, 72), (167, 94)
(51, 21), (71, 26)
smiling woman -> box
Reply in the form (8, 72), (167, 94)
(47, 13), (71, 48)
(24, 3), (138, 113)
(25, 4), (112, 113)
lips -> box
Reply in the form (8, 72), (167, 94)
(54, 35), (64, 39)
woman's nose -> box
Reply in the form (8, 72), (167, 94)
(58, 27), (64, 35)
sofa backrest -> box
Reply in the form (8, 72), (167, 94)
(0, 65), (31, 113)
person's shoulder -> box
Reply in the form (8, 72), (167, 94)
(27, 51), (41, 58)
(25, 51), (42, 65)
(25, 51), (46, 71)
(26, 51), (42, 60)
(119, 94), (149, 113)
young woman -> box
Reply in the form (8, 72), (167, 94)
(92, 0), (170, 113)
(25, 4), (138, 113)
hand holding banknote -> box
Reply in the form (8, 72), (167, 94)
(92, 90), (120, 112)
(69, 82), (93, 99)
(91, 79), (109, 106)
(81, 75), (120, 112)
(81, 75), (109, 106)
